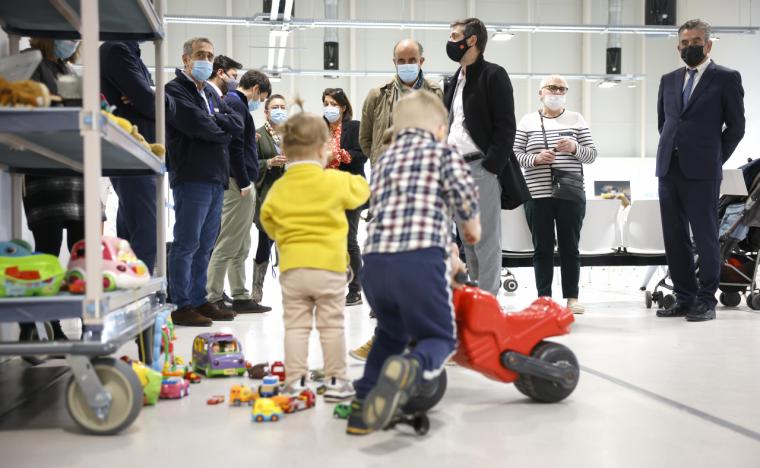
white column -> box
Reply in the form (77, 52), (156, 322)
(155, 0), (167, 278)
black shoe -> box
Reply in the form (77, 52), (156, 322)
(222, 292), (234, 305)
(197, 302), (235, 321)
(686, 303), (716, 322)
(656, 302), (693, 318)
(346, 399), (371, 435)
(346, 292), (363, 306)
(362, 355), (420, 431)
(232, 299), (272, 314)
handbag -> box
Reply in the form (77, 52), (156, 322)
(539, 111), (586, 203)
(499, 151), (531, 210)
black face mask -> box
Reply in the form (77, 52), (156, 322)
(446, 37), (470, 62)
(680, 45), (706, 67)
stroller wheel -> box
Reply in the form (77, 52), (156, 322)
(503, 279), (518, 293)
(662, 294), (676, 310)
(747, 293), (760, 310)
(644, 291), (653, 309)
(720, 292), (742, 307)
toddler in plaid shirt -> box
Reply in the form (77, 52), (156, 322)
(348, 90), (480, 435)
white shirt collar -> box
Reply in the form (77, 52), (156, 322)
(687, 57), (712, 75)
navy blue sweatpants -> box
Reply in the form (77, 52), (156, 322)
(354, 247), (456, 399)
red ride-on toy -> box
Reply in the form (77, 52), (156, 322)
(399, 275), (579, 429)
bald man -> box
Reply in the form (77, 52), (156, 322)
(359, 39), (443, 165)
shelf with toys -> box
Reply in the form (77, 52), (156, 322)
(0, 0), (170, 436)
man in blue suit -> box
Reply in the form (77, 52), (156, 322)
(656, 19), (745, 322)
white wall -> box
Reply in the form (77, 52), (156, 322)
(146, 0), (760, 165)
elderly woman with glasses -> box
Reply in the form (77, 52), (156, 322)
(322, 88), (368, 306)
(514, 75), (597, 314)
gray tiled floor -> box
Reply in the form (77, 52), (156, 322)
(1, 268), (759, 468)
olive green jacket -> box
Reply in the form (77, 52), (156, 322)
(254, 125), (286, 229)
(359, 75), (443, 165)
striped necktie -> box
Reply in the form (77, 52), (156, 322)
(682, 69), (697, 109)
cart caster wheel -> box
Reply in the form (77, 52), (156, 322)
(720, 292), (742, 307)
(65, 357), (142, 435)
(503, 279), (518, 293)
(402, 368), (447, 414)
(661, 294), (676, 310)
(747, 293), (760, 310)
(514, 341), (579, 403)
(412, 413), (430, 435)
(644, 291), (653, 309)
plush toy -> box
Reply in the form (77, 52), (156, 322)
(101, 110), (166, 159)
(0, 77), (51, 107)
(121, 357), (163, 406)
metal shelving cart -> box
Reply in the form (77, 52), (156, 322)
(0, 0), (170, 435)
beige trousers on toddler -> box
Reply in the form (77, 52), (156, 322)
(280, 268), (347, 386)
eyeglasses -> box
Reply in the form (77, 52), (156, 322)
(543, 85), (568, 94)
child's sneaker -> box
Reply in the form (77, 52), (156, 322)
(362, 355), (419, 431)
(346, 399), (371, 436)
(349, 337), (374, 361)
(282, 375), (308, 397)
(323, 377), (355, 402)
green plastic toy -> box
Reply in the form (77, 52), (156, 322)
(0, 240), (64, 297)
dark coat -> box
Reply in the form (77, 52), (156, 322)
(165, 69), (244, 189)
(656, 60), (745, 180)
(223, 90), (259, 189)
(336, 119), (366, 178)
(254, 126), (286, 229)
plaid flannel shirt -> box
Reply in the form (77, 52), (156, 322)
(364, 128), (479, 255)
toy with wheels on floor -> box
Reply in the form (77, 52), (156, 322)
(229, 384), (257, 406)
(191, 332), (247, 377)
(251, 397), (283, 422)
(387, 273), (580, 435)
(65, 236), (150, 294)
(159, 377), (190, 399)
(0, 239), (65, 297)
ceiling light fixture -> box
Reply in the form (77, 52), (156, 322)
(492, 31), (515, 41)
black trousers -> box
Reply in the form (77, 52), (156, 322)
(346, 208), (362, 294)
(255, 229), (274, 264)
(658, 160), (721, 308)
(524, 197), (585, 298)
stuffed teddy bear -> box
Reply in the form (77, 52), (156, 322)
(101, 110), (166, 159)
(0, 77), (51, 107)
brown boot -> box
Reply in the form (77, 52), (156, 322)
(172, 306), (212, 327)
(197, 302), (235, 321)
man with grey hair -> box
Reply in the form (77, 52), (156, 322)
(165, 37), (244, 326)
(655, 19), (745, 322)
(359, 39), (442, 165)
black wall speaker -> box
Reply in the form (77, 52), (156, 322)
(324, 41), (339, 70)
(606, 47), (622, 74)
(645, 0), (676, 26)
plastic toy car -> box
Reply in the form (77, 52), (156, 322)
(159, 377), (190, 399)
(184, 369), (202, 383)
(333, 402), (352, 419)
(65, 236), (150, 293)
(229, 384), (257, 406)
(207, 395), (225, 405)
(270, 361), (286, 382)
(251, 397), (283, 422)
(0, 240), (64, 297)
(290, 389), (316, 413)
(271, 394), (292, 413)
(192, 332), (247, 377)
(258, 375), (280, 398)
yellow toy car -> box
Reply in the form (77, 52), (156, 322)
(251, 397), (283, 422)
(230, 384), (257, 406)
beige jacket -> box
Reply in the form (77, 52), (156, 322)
(359, 75), (443, 165)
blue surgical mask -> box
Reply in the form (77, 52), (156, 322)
(397, 63), (420, 84)
(270, 108), (288, 125)
(53, 40), (79, 60)
(248, 99), (260, 112)
(323, 105), (341, 123)
(190, 60), (212, 82)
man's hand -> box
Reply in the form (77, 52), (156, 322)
(268, 155), (287, 168)
(120, 95), (132, 105)
(461, 215), (481, 245)
(534, 149), (556, 165)
(240, 185), (253, 197)
(555, 138), (577, 154)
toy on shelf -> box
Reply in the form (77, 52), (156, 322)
(120, 356), (162, 406)
(192, 333), (246, 377)
(270, 361), (286, 383)
(333, 402), (352, 419)
(100, 100), (166, 159)
(229, 384), (257, 406)
(251, 398), (283, 423)
(65, 237), (150, 294)
(207, 395), (225, 405)
(258, 375), (280, 398)
(159, 377), (190, 399)
(0, 240), (64, 297)
(246, 362), (269, 379)
(0, 77), (51, 107)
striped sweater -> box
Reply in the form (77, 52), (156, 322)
(514, 110), (597, 199)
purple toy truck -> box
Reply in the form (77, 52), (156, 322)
(192, 333), (246, 377)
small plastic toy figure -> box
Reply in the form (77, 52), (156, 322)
(251, 398), (284, 422)
(258, 375), (280, 398)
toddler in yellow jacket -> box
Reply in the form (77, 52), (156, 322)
(260, 112), (370, 402)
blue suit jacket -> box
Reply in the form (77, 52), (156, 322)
(656, 60), (745, 180)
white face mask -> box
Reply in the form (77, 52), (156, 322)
(543, 94), (566, 111)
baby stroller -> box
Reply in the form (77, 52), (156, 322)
(716, 158), (760, 309)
